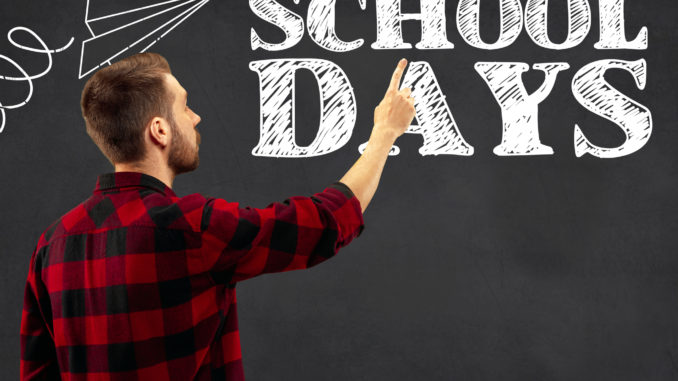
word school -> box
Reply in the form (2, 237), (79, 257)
(248, 0), (651, 158)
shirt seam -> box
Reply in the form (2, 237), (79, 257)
(42, 224), (203, 248)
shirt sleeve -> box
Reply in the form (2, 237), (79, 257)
(20, 245), (61, 380)
(200, 182), (365, 283)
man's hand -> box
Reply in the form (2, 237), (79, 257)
(373, 58), (416, 141)
(338, 59), (417, 213)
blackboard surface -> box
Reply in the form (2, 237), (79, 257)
(2, 1), (677, 379)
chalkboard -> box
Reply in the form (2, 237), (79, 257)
(2, 0), (677, 379)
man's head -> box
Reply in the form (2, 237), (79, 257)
(81, 52), (201, 175)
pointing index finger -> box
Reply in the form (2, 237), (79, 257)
(387, 58), (407, 93)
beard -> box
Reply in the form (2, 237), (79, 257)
(167, 116), (200, 175)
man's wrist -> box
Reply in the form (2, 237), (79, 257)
(370, 124), (398, 146)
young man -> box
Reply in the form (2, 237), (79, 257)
(20, 53), (415, 380)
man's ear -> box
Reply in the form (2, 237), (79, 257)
(148, 116), (171, 147)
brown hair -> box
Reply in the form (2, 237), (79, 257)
(81, 52), (173, 165)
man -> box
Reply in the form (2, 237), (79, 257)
(20, 52), (415, 380)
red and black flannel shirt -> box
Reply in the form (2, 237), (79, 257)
(20, 171), (364, 380)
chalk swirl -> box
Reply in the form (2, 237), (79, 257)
(0, 26), (73, 134)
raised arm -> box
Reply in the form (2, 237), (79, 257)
(198, 60), (415, 283)
(339, 59), (416, 213)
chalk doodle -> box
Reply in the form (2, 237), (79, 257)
(0, 27), (73, 134)
(79, 0), (210, 78)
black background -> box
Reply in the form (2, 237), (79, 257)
(2, 1), (677, 379)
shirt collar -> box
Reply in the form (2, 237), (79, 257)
(94, 172), (176, 197)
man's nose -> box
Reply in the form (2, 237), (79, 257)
(193, 112), (201, 126)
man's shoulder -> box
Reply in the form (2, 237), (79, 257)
(36, 191), (214, 250)
(34, 200), (87, 250)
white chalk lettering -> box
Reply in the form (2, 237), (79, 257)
(250, 0), (305, 51)
(475, 62), (569, 155)
(307, 0), (366, 52)
(595, 0), (648, 50)
(572, 59), (651, 158)
(371, 0), (454, 49)
(362, 61), (473, 156)
(249, 59), (356, 157)
(456, 0), (523, 50)
(525, 0), (591, 50)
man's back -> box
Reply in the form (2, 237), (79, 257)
(20, 171), (364, 380)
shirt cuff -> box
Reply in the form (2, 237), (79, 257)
(325, 181), (365, 239)
(328, 182), (356, 199)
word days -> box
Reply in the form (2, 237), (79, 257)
(248, 0), (651, 158)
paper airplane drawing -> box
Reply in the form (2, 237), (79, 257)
(79, 0), (209, 78)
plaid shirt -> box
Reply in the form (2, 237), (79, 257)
(20, 171), (364, 380)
